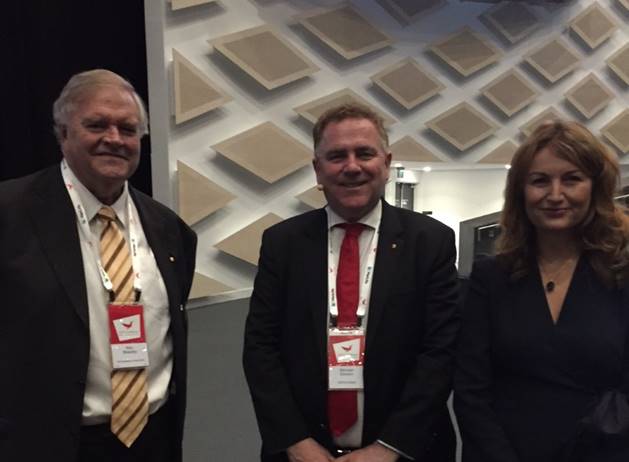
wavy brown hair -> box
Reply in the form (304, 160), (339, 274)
(496, 119), (629, 286)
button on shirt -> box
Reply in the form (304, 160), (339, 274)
(64, 165), (173, 424)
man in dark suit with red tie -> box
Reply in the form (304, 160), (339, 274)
(243, 104), (459, 462)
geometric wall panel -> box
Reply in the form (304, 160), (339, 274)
(390, 136), (443, 162)
(296, 186), (327, 210)
(426, 102), (498, 151)
(170, 0), (215, 11)
(601, 109), (629, 153)
(172, 49), (232, 125)
(519, 107), (563, 137)
(480, 2), (539, 44)
(209, 25), (319, 90)
(376, 0), (446, 24)
(477, 140), (519, 164)
(214, 213), (283, 266)
(524, 38), (580, 83)
(177, 161), (236, 226)
(212, 122), (312, 183)
(371, 58), (445, 110)
(618, 0), (629, 13)
(293, 88), (396, 127)
(428, 27), (502, 77)
(296, 5), (394, 60)
(569, 2), (617, 50)
(189, 272), (233, 299)
(480, 70), (539, 117)
(564, 73), (614, 119)
(607, 43), (629, 85)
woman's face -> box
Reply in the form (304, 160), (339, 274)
(524, 146), (592, 235)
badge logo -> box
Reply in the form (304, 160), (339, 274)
(333, 338), (360, 362)
(113, 315), (141, 341)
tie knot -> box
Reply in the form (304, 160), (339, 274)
(96, 206), (116, 222)
(339, 222), (364, 238)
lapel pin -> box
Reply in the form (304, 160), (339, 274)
(169, 256), (176, 262)
(392, 243), (397, 249)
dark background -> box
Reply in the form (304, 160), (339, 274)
(0, 1), (152, 195)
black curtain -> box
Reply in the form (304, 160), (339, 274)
(0, 0), (152, 195)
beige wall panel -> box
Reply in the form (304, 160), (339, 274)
(602, 109), (629, 153)
(564, 73), (614, 119)
(618, 0), (629, 13)
(569, 2), (617, 50)
(524, 38), (581, 83)
(210, 25), (319, 90)
(177, 161), (236, 226)
(480, 2), (539, 44)
(607, 43), (629, 85)
(296, 186), (327, 209)
(371, 58), (445, 110)
(212, 122), (311, 183)
(519, 107), (563, 137)
(390, 136), (443, 162)
(215, 213), (283, 266)
(376, 0), (446, 24)
(477, 140), (519, 164)
(296, 5), (394, 60)
(189, 272), (233, 299)
(426, 102), (498, 151)
(480, 69), (539, 117)
(293, 88), (396, 127)
(170, 0), (214, 11)
(172, 49), (232, 125)
(428, 27), (502, 77)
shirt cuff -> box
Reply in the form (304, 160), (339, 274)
(377, 440), (415, 460)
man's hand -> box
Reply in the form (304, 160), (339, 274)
(287, 438), (336, 462)
(335, 443), (399, 462)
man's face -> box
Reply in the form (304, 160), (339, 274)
(313, 118), (391, 222)
(60, 85), (141, 200)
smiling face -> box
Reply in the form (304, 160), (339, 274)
(313, 117), (391, 222)
(524, 146), (593, 237)
(60, 84), (141, 204)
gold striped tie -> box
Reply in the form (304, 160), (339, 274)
(97, 206), (148, 447)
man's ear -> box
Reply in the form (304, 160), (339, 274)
(384, 151), (392, 179)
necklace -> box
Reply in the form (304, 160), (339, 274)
(538, 257), (578, 293)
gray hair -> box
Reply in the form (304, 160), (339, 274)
(52, 69), (149, 143)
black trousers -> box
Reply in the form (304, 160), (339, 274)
(78, 400), (175, 462)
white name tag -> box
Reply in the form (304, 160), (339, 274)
(328, 329), (365, 391)
(109, 304), (149, 370)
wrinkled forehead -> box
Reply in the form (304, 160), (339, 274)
(71, 84), (139, 117)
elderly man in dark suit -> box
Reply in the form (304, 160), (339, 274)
(243, 104), (459, 462)
(0, 69), (196, 462)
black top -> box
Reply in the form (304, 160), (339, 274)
(455, 256), (628, 462)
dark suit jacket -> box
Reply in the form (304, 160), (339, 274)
(0, 166), (197, 462)
(243, 201), (459, 461)
(454, 257), (629, 462)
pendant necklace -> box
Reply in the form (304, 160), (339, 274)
(538, 257), (577, 293)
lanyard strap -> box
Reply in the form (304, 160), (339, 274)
(327, 223), (379, 323)
(61, 161), (143, 295)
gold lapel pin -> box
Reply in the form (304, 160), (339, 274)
(392, 243), (397, 249)
(169, 256), (176, 262)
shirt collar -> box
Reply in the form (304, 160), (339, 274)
(326, 200), (382, 230)
(63, 161), (129, 228)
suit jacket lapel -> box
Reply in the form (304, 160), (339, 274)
(366, 201), (404, 352)
(28, 167), (89, 327)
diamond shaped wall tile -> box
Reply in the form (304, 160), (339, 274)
(480, 69), (539, 117)
(601, 109), (629, 153)
(390, 136), (443, 162)
(524, 38), (580, 83)
(177, 161), (236, 226)
(189, 272), (233, 299)
(215, 213), (283, 266)
(296, 186), (327, 209)
(371, 58), (445, 110)
(172, 49), (232, 125)
(569, 2), (617, 50)
(428, 27), (502, 77)
(376, 0), (446, 24)
(565, 73), (614, 119)
(212, 122), (311, 183)
(209, 25), (319, 90)
(477, 140), (519, 164)
(519, 107), (563, 137)
(426, 102), (498, 151)
(618, 0), (629, 13)
(170, 0), (215, 11)
(293, 88), (396, 127)
(480, 2), (539, 44)
(607, 43), (629, 85)
(296, 5), (393, 60)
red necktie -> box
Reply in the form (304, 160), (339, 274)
(328, 223), (364, 437)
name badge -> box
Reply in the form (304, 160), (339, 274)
(328, 328), (365, 390)
(108, 304), (149, 370)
